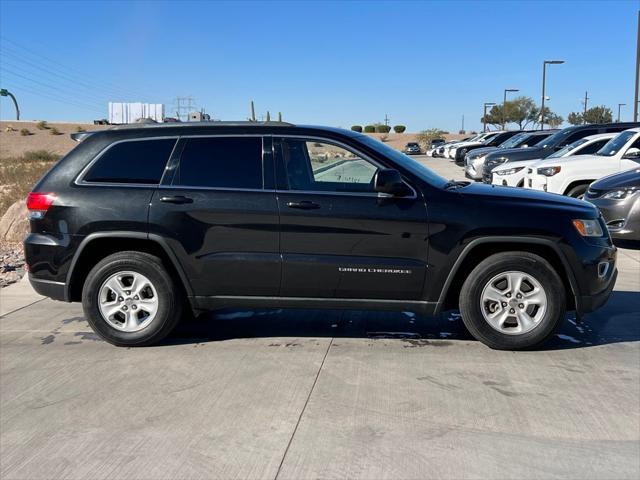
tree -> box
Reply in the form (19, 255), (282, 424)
(507, 96), (539, 130)
(480, 105), (504, 130)
(416, 128), (446, 149)
(533, 106), (563, 129)
(582, 106), (613, 124)
(567, 112), (583, 125)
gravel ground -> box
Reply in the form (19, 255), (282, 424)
(0, 242), (25, 288)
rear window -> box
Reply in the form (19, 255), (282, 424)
(84, 138), (176, 184)
(173, 137), (263, 189)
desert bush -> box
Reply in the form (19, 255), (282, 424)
(76, 126), (86, 132)
(20, 128), (31, 136)
(375, 125), (391, 133)
(36, 121), (49, 130)
(393, 125), (406, 133)
(363, 125), (376, 133)
(22, 150), (60, 163)
(0, 151), (61, 216)
(5, 126), (16, 132)
(350, 125), (363, 133)
(50, 127), (62, 135)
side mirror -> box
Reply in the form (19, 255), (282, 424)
(374, 169), (409, 196)
(623, 147), (640, 159)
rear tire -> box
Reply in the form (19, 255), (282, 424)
(82, 251), (183, 346)
(459, 252), (566, 350)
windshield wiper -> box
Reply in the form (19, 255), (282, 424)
(443, 180), (470, 190)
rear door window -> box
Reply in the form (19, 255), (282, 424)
(84, 138), (176, 184)
(173, 137), (263, 189)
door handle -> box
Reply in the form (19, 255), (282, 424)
(286, 200), (320, 210)
(160, 195), (193, 204)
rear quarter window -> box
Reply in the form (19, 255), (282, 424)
(83, 138), (176, 184)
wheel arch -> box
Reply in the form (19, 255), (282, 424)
(563, 179), (594, 196)
(436, 237), (579, 314)
(66, 232), (194, 304)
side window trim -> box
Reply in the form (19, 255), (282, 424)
(75, 136), (180, 187)
(166, 134), (270, 192)
(273, 135), (417, 198)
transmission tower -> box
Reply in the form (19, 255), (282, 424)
(173, 96), (196, 121)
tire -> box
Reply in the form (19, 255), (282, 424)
(566, 184), (589, 199)
(459, 252), (566, 350)
(82, 251), (183, 346)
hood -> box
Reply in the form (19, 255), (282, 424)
(534, 153), (600, 168)
(458, 182), (596, 216)
(492, 158), (542, 171)
(485, 145), (546, 162)
(591, 167), (640, 189)
(468, 146), (499, 159)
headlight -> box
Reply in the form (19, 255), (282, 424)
(572, 219), (604, 237)
(602, 187), (638, 199)
(537, 166), (561, 176)
(495, 166), (525, 176)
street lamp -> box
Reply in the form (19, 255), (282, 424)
(540, 60), (565, 130)
(0, 88), (20, 120)
(503, 89), (519, 130)
(618, 103), (626, 122)
(483, 102), (496, 132)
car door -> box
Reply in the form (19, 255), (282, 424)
(273, 136), (429, 300)
(148, 135), (280, 297)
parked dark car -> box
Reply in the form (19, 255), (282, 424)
(403, 142), (422, 155)
(430, 138), (445, 149)
(453, 130), (522, 165)
(584, 168), (640, 242)
(25, 122), (616, 350)
(482, 123), (640, 168)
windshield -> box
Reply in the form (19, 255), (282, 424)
(357, 135), (447, 187)
(597, 130), (636, 157)
(548, 138), (589, 158)
(537, 128), (575, 149)
(499, 132), (528, 148)
(479, 133), (498, 144)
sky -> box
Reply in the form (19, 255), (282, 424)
(0, 0), (638, 132)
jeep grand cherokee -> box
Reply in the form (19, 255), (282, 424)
(24, 122), (617, 350)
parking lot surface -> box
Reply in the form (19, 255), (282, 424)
(1, 156), (639, 480)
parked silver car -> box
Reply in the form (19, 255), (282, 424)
(584, 168), (640, 242)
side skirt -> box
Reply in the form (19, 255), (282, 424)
(192, 295), (438, 315)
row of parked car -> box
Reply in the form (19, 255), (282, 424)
(427, 123), (640, 242)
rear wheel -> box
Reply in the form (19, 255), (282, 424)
(82, 251), (183, 346)
(459, 252), (566, 350)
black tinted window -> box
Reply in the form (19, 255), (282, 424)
(578, 139), (608, 155)
(174, 137), (263, 189)
(562, 129), (598, 146)
(85, 139), (176, 184)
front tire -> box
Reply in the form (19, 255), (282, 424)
(459, 252), (566, 350)
(82, 251), (183, 346)
(566, 184), (589, 199)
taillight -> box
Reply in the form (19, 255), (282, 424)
(26, 192), (56, 219)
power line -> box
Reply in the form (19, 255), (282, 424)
(0, 35), (152, 100)
(1, 81), (104, 114)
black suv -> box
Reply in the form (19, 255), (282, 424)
(25, 122), (617, 350)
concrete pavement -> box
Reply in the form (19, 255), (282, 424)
(1, 156), (638, 480)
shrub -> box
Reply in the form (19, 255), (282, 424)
(50, 127), (62, 135)
(20, 128), (31, 136)
(36, 121), (49, 130)
(5, 126), (16, 132)
(379, 134), (389, 143)
(350, 125), (363, 133)
(375, 125), (391, 133)
(22, 150), (60, 163)
(393, 125), (406, 133)
(364, 125), (376, 133)
(76, 126), (86, 132)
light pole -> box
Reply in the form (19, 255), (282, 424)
(0, 88), (20, 120)
(483, 102), (496, 132)
(503, 89), (519, 130)
(618, 103), (626, 122)
(541, 60), (564, 130)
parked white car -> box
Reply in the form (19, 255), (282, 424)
(524, 128), (640, 197)
(448, 131), (501, 159)
(491, 133), (615, 187)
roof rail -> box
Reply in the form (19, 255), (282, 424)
(107, 120), (295, 130)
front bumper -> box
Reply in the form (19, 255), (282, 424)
(491, 169), (527, 187)
(525, 172), (548, 191)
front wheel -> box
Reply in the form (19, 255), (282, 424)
(459, 252), (566, 350)
(82, 251), (183, 346)
(566, 184), (589, 199)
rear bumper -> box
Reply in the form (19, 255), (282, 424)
(29, 274), (66, 301)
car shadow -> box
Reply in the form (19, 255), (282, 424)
(165, 290), (640, 350)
